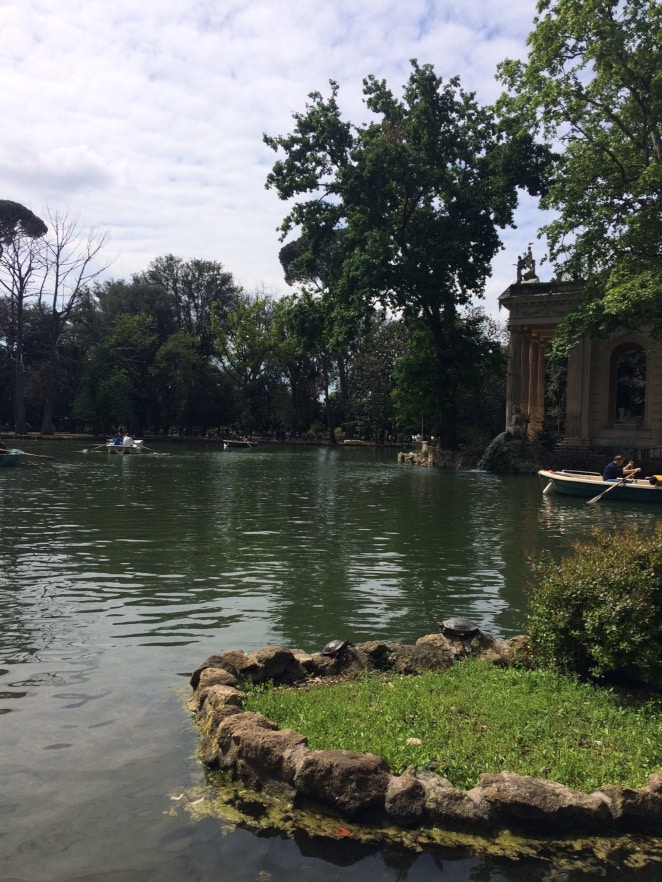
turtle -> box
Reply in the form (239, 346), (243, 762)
(320, 638), (354, 657)
(438, 617), (481, 638)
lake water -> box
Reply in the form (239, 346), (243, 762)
(1, 443), (660, 882)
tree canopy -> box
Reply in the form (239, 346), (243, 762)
(498, 0), (662, 350)
(265, 61), (548, 445)
(0, 200), (47, 256)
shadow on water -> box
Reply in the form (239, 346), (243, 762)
(1, 443), (660, 881)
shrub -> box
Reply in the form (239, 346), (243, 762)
(527, 524), (662, 688)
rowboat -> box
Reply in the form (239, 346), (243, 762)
(0, 448), (23, 467)
(223, 439), (258, 451)
(105, 440), (145, 454)
(538, 469), (662, 504)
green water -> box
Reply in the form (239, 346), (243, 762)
(0, 442), (659, 881)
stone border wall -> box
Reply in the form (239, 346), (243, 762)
(187, 631), (662, 837)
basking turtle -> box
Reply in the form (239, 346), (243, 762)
(438, 617), (481, 638)
(320, 638), (354, 657)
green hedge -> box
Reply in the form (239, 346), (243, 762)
(527, 524), (662, 688)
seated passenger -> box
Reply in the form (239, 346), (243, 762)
(603, 454), (641, 481)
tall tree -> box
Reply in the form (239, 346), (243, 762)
(0, 200), (47, 258)
(275, 292), (344, 443)
(95, 279), (177, 342)
(0, 201), (47, 431)
(265, 61), (549, 446)
(277, 239), (354, 440)
(134, 255), (239, 356)
(345, 313), (406, 443)
(391, 310), (506, 446)
(212, 291), (279, 432)
(498, 0), (662, 350)
(0, 232), (44, 432)
(37, 210), (109, 432)
(74, 313), (158, 433)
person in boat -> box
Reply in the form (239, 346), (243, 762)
(111, 434), (122, 445)
(603, 454), (641, 481)
(122, 433), (134, 447)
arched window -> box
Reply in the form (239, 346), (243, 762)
(610, 343), (646, 426)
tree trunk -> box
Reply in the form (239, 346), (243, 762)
(428, 311), (459, 450)
(336, 352), (349, 428)
(322, 358), (336, 445)
(13, 297), (27, 433)
(40, 387), (56, 434)
(40, 329), (60, 434)
(14, 360), (26, 434)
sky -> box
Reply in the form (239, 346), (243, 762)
(2, 0), (548, 318)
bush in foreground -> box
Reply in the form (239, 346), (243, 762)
(527, 524), (662, 688)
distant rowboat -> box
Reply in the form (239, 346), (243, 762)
(105, 440), (145, 454)
(223, 439), (258, 451)
(0, 448), (22, 467)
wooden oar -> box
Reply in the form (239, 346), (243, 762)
(17, 450), (56, 461)
(586, 477), (626, 504)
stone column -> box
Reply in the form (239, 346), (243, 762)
(564, 339), (590, 445)
(535, 339), (546, 430)
(506, 327), (522, 429)
(579, 337), (592, 441)
(528, 337), (539, 429)
(519, 332), (530, 423)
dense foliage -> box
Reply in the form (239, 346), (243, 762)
(0, 220), (507, 442)
(528, 525), (662, 688)
(0, 200), (47, 253)
(245, 661), (662, 791)
(264, 61), (547, 446)
(498, 0), (662, 351)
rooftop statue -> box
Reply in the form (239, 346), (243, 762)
(516, 244), (539, 283)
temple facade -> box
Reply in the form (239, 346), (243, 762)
(499, 278), (662, 455)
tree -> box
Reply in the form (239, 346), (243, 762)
(150, 331), (227, 434)
(0, 201), (47, 431)
(391, 309), (506, 447)
(0, 231), (44, 432)
(134, 255), (240, 356)
(265, 61), (549, 447)
(277, 237), (354, 440)
(0, 200), (47, 257)
(74, 313), (158, 432)
(95, 279), (177, 342)
(37, 209), (109, 432)
(345, 314), (405, 442)
(274, 291), (344, 442)
(498, 0), (662, 350)
(212, 291), (280, 433)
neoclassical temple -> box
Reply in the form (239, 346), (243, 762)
(499, 255), (662, 455)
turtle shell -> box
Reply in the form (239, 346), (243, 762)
(320, 639), (352, 657)
(439, 617), (481, 637)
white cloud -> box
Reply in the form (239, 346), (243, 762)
(2, 0), (545, 310)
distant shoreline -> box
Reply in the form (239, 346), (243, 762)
(1, 432), (405, 449)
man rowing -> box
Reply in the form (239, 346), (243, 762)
(603, 454), (641, 482)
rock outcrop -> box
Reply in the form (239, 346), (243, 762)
(187, 633), (662, 838)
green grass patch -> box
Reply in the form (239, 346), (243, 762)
(243, 659), (662, 792)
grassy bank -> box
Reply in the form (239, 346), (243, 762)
(244, 659), (662, 792)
